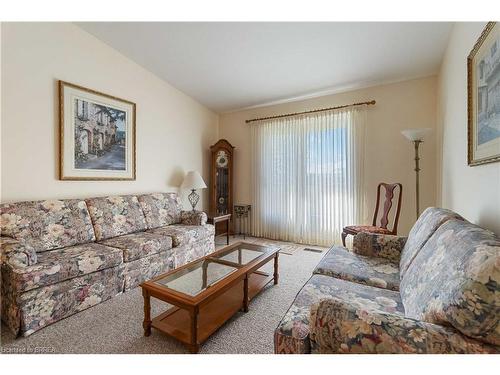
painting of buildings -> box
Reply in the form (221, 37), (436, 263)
(74, 99), (127, 170)
(476, 33), (500, 145)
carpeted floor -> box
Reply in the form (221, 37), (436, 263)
(1, 237), (327, 354)
(241, 237), (317, 255)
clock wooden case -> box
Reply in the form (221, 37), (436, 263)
(209, 139), (234, 232)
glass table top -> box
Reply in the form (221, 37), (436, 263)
(154, 260), (237, 297)
(210, 245), (267, 266)
(153, 243), (276, 297)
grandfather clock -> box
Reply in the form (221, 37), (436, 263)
(209, 139), (234, 233)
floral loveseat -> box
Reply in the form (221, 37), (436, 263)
(0, 193), (215, 337)
(275, 207), (499, 354)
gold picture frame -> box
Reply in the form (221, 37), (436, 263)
(467, 22), (500, 166)
(59, 80), (136, 180)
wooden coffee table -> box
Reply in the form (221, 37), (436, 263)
(140, 242), (279, 353)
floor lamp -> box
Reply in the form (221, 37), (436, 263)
(401, 128), (432, 220)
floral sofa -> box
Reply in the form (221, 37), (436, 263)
(275, 207), (499, 354)
(0, 193), (215, 337)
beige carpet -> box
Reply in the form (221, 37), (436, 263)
(1, 238), (327, 354)
(221, 236), (327, 255)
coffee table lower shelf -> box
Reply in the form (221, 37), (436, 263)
(151, 272), (274, 352)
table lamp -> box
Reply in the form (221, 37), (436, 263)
(181, 171), (207, 211)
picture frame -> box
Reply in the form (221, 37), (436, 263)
(59, 80), (136, 180)
(467, 22), (500, 166)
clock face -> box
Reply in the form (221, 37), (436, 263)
(216, 150), (229, 168)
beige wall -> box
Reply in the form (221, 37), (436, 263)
(9, 22), (489, 238)
(219, 76), (438, 236)
(437, 23), (500, 235)
(1, 23), (219, 210)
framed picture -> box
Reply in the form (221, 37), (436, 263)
(59, 80), (136, 180)
(467, 22), (500, 166)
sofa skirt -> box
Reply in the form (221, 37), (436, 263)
(2, 265), (124, 337)
(2, 234), (216, 337)
(122, 250), (174, 291)
(122, 235), (216, 291)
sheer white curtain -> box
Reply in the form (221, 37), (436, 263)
(250, 106), (366, 246)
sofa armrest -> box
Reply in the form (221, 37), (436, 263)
(309, 298), (497, 354)
(352, 232), (407, 262)
(0, 237), (37, 268)
(180, 210), (208, 226)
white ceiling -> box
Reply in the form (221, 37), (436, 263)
(77, 22), (453, 113)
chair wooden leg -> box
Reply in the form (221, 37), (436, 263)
(341, 231), (347, 247)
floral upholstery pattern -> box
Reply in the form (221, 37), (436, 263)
(0, 199), (96, 252)
(313, 246), (400, 291)
(2, 266), (123, 337)
(309, 298), (498, 354)
(344, 225), (392, 235)
(171, 236), (216, 267)
(122, 235), (215, 291)
(180, 210), (208, 226)
(0, 237), (37, 268)
(399, 207), (465, 277)
(149, 223), (215, 247)
(276, 207), (497, 354)
(274, 275), (404, 354)
(122, 250), (174, 291)
(3, 243), (123, 293)
(138, 193), (182, 229)
(85, 195), (147, 241)
(353, 232), (407, 263)
(99, 232), (173, 262)
(1, 193), (216, 337)
(400, 219), (500, 346)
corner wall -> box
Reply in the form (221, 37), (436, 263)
(1, 23), (219, 210)
(437, 22), (500, 235)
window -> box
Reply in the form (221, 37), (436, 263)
(251, 107), (366, 246)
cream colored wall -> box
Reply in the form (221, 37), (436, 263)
(437, 22), (500, 235)
(1, 23), (219, 210)
(219, 77), (438, 236)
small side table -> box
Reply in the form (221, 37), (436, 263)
(207, 214), (231, 245)
(234, 204), (251, 239)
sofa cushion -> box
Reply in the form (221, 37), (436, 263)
(309, 297), (498, 354)
(400, 219), (500, 346)
(274, 274), (404, 354)
(99, 232), (173, 262)
(313, 246), (400, 291)
(0, 199), (96, 252)
(399, 207), (465, 277)
(138, 193), (182, 229)
(85, 195), (147, 241)
(3, 243), (123, 293)
(148, 224), (215, 247)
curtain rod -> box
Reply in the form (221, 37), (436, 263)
(245, 100), (376, 124)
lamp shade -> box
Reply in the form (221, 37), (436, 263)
(401, 128), (432, 141)
(181, 171), (207, 190)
